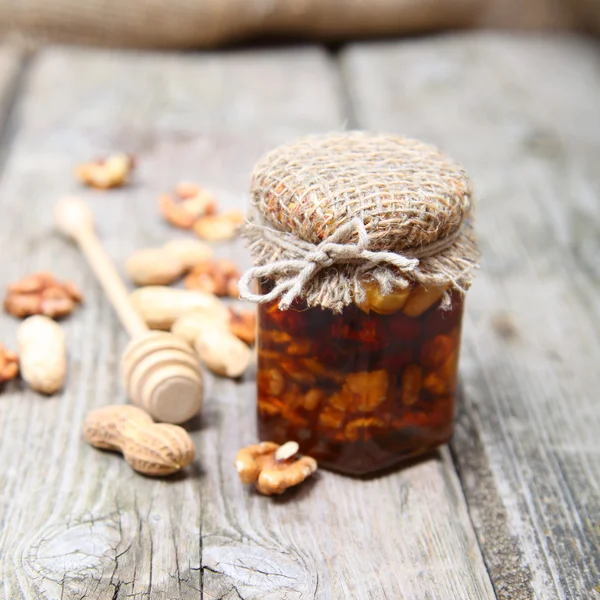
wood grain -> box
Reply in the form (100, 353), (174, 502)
(342, 32), (600, 599)
(0, 42), (23, 120)
(0, 45), (494, 598)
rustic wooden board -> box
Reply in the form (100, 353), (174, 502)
(0, 45), (495, 599)
(0, 42), (22, 121)
(0, 42), (25, 173)
(342, 32), (600, 599)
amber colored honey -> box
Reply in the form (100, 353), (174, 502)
(256, 283), (464, 475)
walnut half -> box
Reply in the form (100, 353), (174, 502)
(4, 272), (83, 319)
(234, 441), (317, 496)
(76, 153), (135, 189)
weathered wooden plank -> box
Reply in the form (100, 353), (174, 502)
(0, 42), (23, 124)
(0, 44), (493, 599)
(342, 32), (600, 599)
(0, 45), (341, 600)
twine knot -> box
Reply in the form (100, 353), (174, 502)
(239, 218), (421, 310)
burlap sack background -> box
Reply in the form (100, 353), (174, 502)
(0, 0), (598, 49)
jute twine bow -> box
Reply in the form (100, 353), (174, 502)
(238, 218), (461, 310)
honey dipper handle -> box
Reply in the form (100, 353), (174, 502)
(54, 197), (148, 338)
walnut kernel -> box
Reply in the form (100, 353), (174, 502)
(345, 417), (386, 442)
(159, 183), (217, 229)
(318, 405), (345, 429)
(184, 259), (240, 297)
(257, 368), (285, 396)
(401, 364), (422, 406)
(76, 153), (134, 189)
(4, 272), (83, 319)
(420, 334), (455, 368)
(345, 370), (388, 411)
(423, 352), (459, 395)
(234, 441), (317, 496)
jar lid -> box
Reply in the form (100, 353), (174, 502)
(251, 131), (471, 251)
(241, 131), (479, 312)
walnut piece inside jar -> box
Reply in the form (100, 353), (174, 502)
(234, 441), (317, 495)
(4, 272), (83, 319)
(358, 281), (411, 315)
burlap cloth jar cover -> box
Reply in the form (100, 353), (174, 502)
(239, 131), (479, 312)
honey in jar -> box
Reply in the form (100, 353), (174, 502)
(240, 132), (479, 475)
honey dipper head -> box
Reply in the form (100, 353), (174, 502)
(121, 331), (203, 424)
(54, 196), (95, 240)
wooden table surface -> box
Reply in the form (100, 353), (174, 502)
(0, 32), (598, 600)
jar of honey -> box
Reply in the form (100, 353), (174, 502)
(240, 132), (479, 476)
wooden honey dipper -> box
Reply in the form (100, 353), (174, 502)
(54, 197), (203, 424)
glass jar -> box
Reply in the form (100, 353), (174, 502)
(241, 131), (479, 477)
(256, 280), (464, 475)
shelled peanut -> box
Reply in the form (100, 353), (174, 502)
(256, 280), (464, 474)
